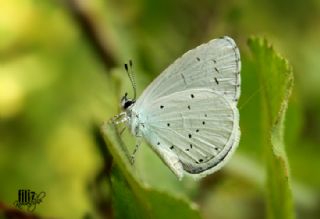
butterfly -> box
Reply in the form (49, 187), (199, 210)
(112, 36), (241, 179)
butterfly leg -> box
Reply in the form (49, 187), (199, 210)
(130, 136), (142, 165)
(110, 112), (128, 125)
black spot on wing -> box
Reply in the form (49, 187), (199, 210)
(182, 140), (234, 174)
(214, 77), (219, 85)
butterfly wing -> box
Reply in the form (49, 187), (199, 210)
(134, 36), (241, 112)
(138, 88), (240, 178)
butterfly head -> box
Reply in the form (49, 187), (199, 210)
(121, 61), (137, 111)
(121, 92), (135, 110)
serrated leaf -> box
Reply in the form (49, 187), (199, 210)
(248, 37), (295, 219)
(101, 122), (202, 219)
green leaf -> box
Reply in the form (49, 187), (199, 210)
(101, 122), (202, 219)
(248, 37), (295, 219)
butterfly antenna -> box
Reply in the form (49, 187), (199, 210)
(124, 60), (137, 100)
(129, 60), (137, 100)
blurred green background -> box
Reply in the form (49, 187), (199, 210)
(0, 0), (320, 218)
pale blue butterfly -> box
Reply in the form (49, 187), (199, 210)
(112, 36), (241, 179)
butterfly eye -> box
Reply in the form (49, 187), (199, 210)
(121, 93), (132, 109)
(123, 99), (135, 109)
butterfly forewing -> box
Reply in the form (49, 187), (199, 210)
(134, 36), (241, 112)
(137, 89), (239, 176)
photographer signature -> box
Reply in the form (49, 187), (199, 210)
(13, 191), (46, 212)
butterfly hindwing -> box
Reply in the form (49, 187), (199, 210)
(138, 88), (240, 177)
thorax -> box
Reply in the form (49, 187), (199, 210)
(125, 107), (144, 137)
